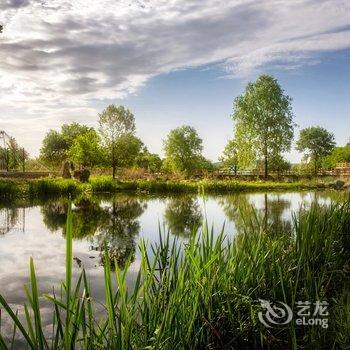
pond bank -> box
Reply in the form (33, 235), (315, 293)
(0, 176), (341, 199)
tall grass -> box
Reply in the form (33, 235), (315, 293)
(0, 201), (349, 349)
(0, 176), (329, 199)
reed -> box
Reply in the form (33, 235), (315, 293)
(0, 201), (349, 349)
(0, 176), (330, 199)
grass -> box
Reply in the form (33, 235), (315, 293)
(0, 199), (350, 349)
(0, 175), (333, 199)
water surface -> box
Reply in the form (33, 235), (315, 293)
(0, 191), (334, 337)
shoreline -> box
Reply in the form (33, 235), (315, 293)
(0, 176), (341, 199)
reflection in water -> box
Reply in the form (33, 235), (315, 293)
(164, 196), (202, 237)
(0, 191), (340, 341)
(41, 196), (147, 269)
(219, 193), (292, 236)
(90, 197), (147, 269)
(0, 207), (25, 235)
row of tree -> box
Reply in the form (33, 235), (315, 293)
(39, 74), (345, 177)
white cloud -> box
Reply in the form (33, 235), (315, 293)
(1, 0), (350, 155)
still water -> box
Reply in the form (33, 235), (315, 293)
(0, 191), (334, 337)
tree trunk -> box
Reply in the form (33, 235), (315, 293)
(112, 143), (116, 179)
(234, 165), (237, 176)
(264, 154), (268, 179)
(314, 155), (318, 177)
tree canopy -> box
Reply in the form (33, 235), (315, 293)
(163, 125), (206, 176)
(67, 130), (102, 169)
(98, 105), (136, 178)
(233, 74), (295, 178)
(40, 123), (94, 166)
(322, 143), (350, 169)
(296, 126), (335, 174)
(219, 139), (239, 174)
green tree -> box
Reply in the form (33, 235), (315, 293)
(233, 75), (295, 178)
(98, 105), (136, 178)
(267, 154), (291, 177)
(40, 123), (94, 166)
(113, 134), (144, 169)
(322, 144), (350, 169)
(67, 130), (102, 169)
(219, 139), (238, 175)
(163, 125), (205, 176)
(296, 126), (335, 175)
(135, 152), (162, 173)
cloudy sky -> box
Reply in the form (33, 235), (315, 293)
(1, 0), (350, 161)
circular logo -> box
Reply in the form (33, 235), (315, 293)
(258, 299), (293, 328)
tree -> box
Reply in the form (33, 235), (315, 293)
(40, 123), (94, 166)
(322, 144), (350, 169)
(67, 130), (102, 169)
(98, 105), (136, 178)
(163, 125), (205, 176)
(233, 74), (295, 178)
(296, 126), (335, 175)
(219, 139), (239, 175)
(135, 152), (162, 173)
(113, 134), (144, 169)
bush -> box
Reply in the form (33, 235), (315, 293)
(73, 169), (90, 182)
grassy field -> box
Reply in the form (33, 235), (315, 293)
(0, 200), (349, 349)
(0, 176), (336, 199)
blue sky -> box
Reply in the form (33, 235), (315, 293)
(116, 50), (350, 162)
(0, 0), (349, 162)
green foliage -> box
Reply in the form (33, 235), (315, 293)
(233, 75), (295, 177)
(98, 104), (136, 178)
(163, 125), (208, 176)
(219, 139), (238, 173)
(296, 126), (336, 174)
(1, 201), (350, 348)
(322, 144), (350, 169)
(40, 123), (94, 166)
(135, 152), (162, 172)
(67, 130), (102, 169)
(0, 136), (28, 171)
(112, 134), (144, 169)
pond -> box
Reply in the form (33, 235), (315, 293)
(0, 190), (335, 337)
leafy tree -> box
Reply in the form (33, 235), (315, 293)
(322, 144), (350, 169)
(40, 123), (94, 166)
(113, 134), (144, 169)
(267, 154), (291, 177)
(219, 139), (239, 175)
(61, 123), (94, 147)
(135, 152), (162, 173)
(0, 136), (28, 171)
(233, 75), (295, 178)
(98, 105), (136, 178)
(163, 125), (205, 176)
(67, 130), (102, 169)
(296, 126), (335, 175)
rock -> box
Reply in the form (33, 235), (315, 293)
(333, 180), (345, 190)
(61, 161), (71, 179)
(73, 168), (90, 182)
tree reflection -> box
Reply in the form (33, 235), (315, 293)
(90, 196), (147, 269)
(219, 193), (292, 236)
(41, 195), (147, 269)
(164, 195), (202, 237)
(0, 207), (22, 234)
(41, 198), (108, 238)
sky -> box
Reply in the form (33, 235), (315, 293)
(0, 0), (350, 162)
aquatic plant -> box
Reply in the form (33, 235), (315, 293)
(0, 201), (349, 349)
